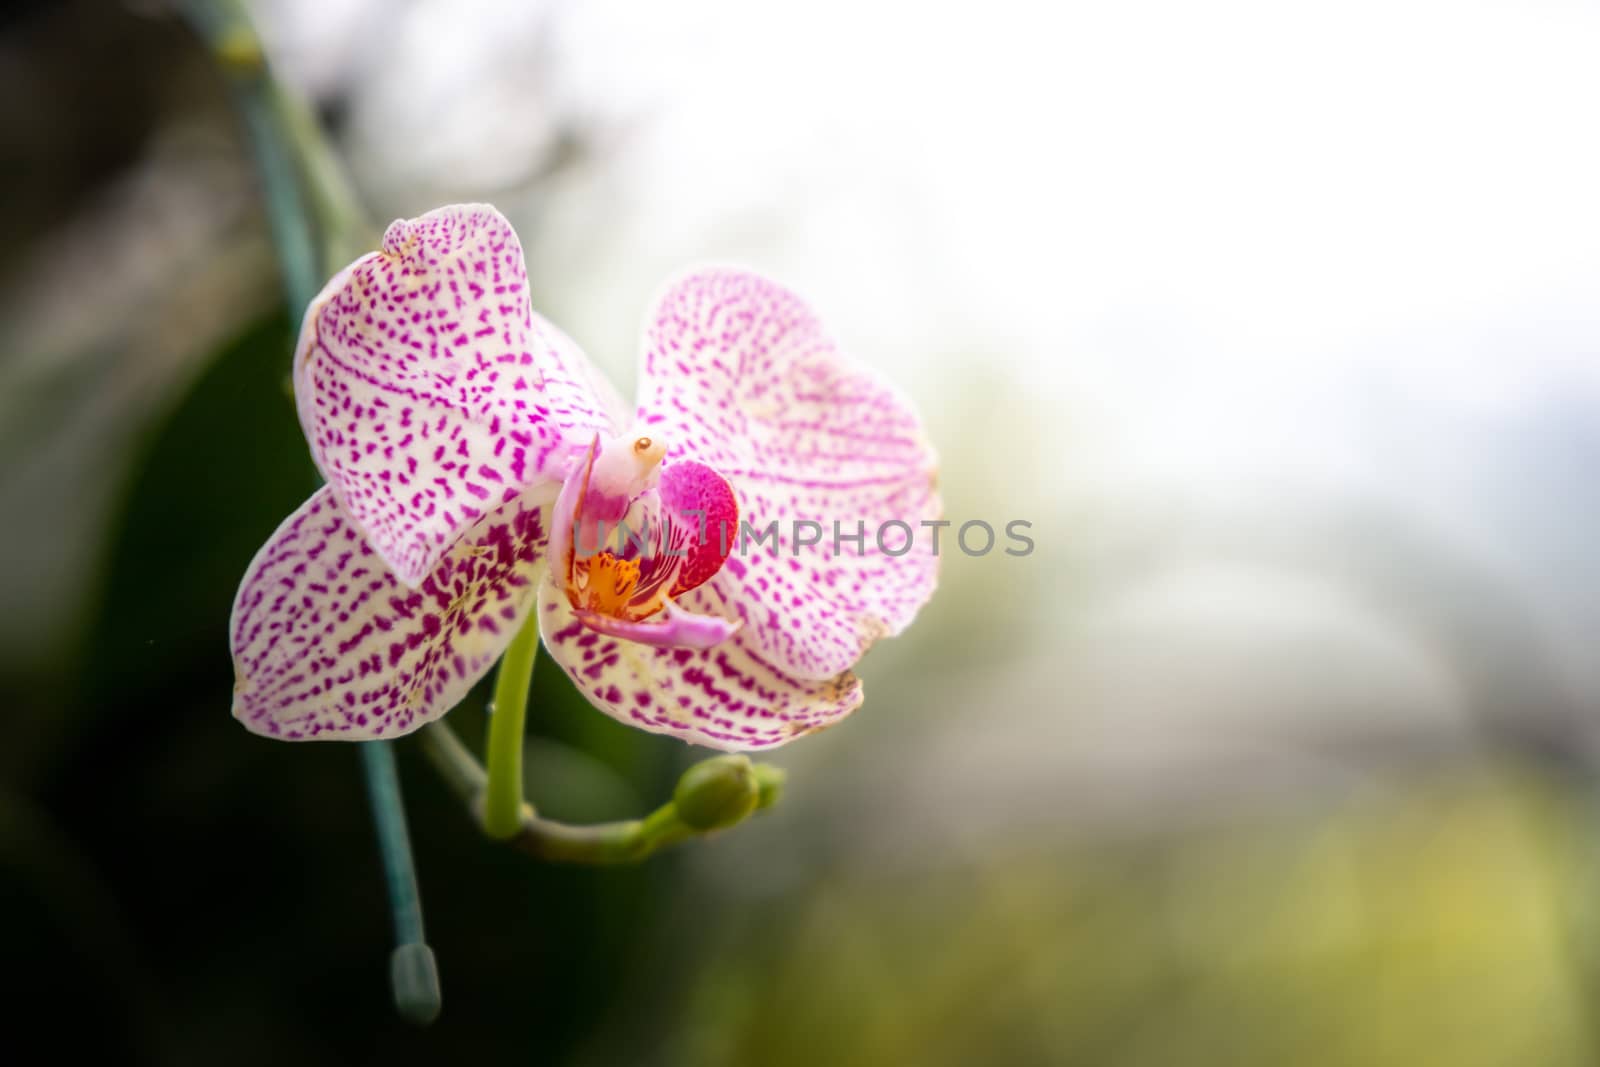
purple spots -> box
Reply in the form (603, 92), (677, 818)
(234, 214), (935, 751)
(295, 205), (623, 587)
(530, 267), (937, 749)
(231, 485), (551, 742)
(633, 268), (940, 683)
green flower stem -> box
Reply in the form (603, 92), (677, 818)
(192, 0), (791, 885)
(417, 721), (787, 865)
(417, 712), (488, 798)
(182, 0), (319, 316)
(483, 616), (541, 839)
(186, 0), (434, 1026)
(359, 742), (440, 1025)
(268, 66), (373, 268)
(185, 0), (372, 270)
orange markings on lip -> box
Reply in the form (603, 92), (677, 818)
(576, 551), (641, 617)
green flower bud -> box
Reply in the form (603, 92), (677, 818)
(754, 763), (786, 810)
(673, 755), (759, 831)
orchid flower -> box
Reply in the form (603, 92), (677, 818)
(230, 204), (940, 751)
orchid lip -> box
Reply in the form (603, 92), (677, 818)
(573, 602), (741, 650)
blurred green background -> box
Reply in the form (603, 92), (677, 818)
(5, 0), (1600, 1063)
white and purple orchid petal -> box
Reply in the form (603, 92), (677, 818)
(637, 268), (941, 681)
(539, 581), (859, 751)
(229, 485), (552, 740)
(294, 203), (622, 587)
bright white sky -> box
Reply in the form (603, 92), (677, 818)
(255, 0), (1600, 601)
(258, 0), (1600, 491)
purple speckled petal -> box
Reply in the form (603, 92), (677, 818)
(636, 268), (941, 681)
(539, 577), (861, 751)
(229, 484), (552, 740)
(295, 204), (623, 587)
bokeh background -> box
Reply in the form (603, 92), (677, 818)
(5, 0), (1600, 1063)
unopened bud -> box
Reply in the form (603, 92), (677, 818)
(673, 755), (759, 831)
(753, 763), (786, 810)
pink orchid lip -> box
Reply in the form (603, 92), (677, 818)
(551, 429), (741, 649)
(574, 601), (739, 650)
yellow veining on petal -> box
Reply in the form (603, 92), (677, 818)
(232, 656), (253, 697)
(781, 671), (859, 738)
(826, 670), (859, 702)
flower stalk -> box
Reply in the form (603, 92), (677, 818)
(200, 0), (933, 1024)
(359, 742), (441, 1025)
(418, 722), (787, 864)
(483, 616), (541, 839)
(185, 0), (436, 1026)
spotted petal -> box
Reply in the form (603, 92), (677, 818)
(229, 485), (551, 740)
(295, 204), (622, 587)
(538, 580), (861, 751)
(637, 268), (941, 680)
